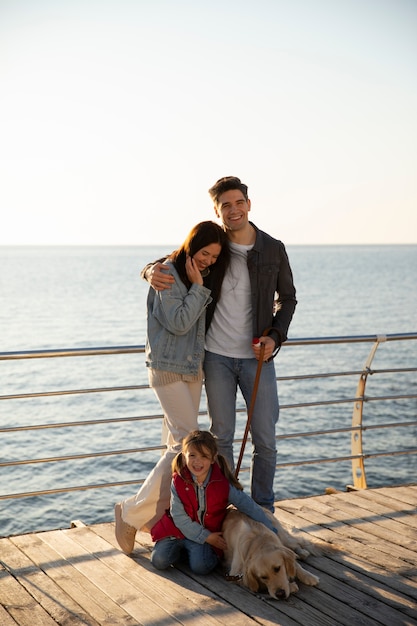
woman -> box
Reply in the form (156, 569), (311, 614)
(115, 221), (229, 553)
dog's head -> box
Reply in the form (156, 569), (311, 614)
(243, 545), (298, 599)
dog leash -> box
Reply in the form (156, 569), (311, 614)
(235, 331), (269, 479)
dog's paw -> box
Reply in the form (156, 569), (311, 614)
(289, 581), (299, 594)
(305, 572), (319, 586)
(294, 547), (310, 560)
(296, 563), (320, 587)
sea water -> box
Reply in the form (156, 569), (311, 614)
(1, 244), (416, 537)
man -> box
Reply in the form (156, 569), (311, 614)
(146, 176), (297, 512)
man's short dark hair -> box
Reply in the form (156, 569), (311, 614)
(208, 176), (249, 206)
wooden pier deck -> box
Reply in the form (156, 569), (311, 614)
(1, 484), (416, 625)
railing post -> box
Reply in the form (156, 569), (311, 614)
(351, 336), (387, 489)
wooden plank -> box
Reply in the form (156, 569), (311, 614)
(329, 492), (417, 543)
(353, 486), (417, 512)
(97, 521), (340, 626)
(0, 538), (100, 626)
(182, 570), (302, 626)
(68, 524), (255, 626)
(372, 485), (417, 506)
(39, 529), (186, 626)
(278, 497), (413, 572)
(306, 553), (417, 622)
(0, 603), (19, 626)
(94, 521), (294, 626)
(114, 521), (385, 626)
(1, 486), (415, 626)
(352, 489), (417, 529)
(271, 502), (416, 626)
(0, 562), (58, 626)
(225, 567), (381, 626)
(276, 497), (417, 602)
(10, 533), (137, 625)
(304, 496), (417, 565)
(278, 493), (415, 574)
(296, 559), (416, 625)
(176, 564), (339, 626)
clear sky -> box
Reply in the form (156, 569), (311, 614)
(1, 0), (416, 246)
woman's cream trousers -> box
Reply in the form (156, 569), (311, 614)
(121, 379), (202, 531)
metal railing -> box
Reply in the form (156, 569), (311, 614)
(1, 332), (416, 503)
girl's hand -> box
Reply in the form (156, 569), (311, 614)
(185, 255), (203, 285)
(205, 532), (227, 550)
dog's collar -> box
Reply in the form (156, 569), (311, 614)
(224, 572), (243, 582)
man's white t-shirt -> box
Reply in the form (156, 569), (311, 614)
(205, 241), (254, 358)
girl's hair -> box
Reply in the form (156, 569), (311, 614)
(172, 430), (243, 490)
(169, 221), (230, 291)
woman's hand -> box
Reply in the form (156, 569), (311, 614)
(185, 256), (203, 285)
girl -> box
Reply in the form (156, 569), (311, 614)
(115, 222), (229, 554)
(150, 430), (278, 575)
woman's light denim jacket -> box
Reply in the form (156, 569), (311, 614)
(145, 261), (212, 376)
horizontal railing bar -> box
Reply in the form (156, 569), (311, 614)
(284, 333), (417, 346)
(367, 367), (417, 375)
(1, 333), (415, 510)
(0, 446), (164, 468)
(4, 419), (416, 468)
(275, 420), (417, 441)
(2, 386), (417, 433)
(1, 332), (416, 362)
(0, 345), (145, 360)
(277, 370), (363, 381)
(3, 416), (416, 442)
(363, 394), (417, 402)
(278, 394), (417, 411)
(0, 479), (146, 500)
(277, 367), (417, 381)
(2, 368), (416, 402)
(0, 384), (149, 401)
(362, 449), (417, 460)
(274, 448), (417, 469)
(280, 393), (417, 410)
(0, 378), (357, 402)
(0, 414), (164, 433)
(2, 377), (415, 404)
(3, 448), (416, 502)
(360, 420), (417, 431)
(0, 383), (369, 403)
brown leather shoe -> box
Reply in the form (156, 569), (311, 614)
(114, 503), (137, 554)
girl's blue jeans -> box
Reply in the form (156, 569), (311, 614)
(151, 537), (219, 575)
(204, 351), (279, 511)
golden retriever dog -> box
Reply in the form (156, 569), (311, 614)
(222, 508), (319, 599)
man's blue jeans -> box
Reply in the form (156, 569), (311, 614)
(151, 537), (219, 574)
(204, 351), (279, 511)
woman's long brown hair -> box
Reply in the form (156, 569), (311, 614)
(169, 221), (230, 291)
